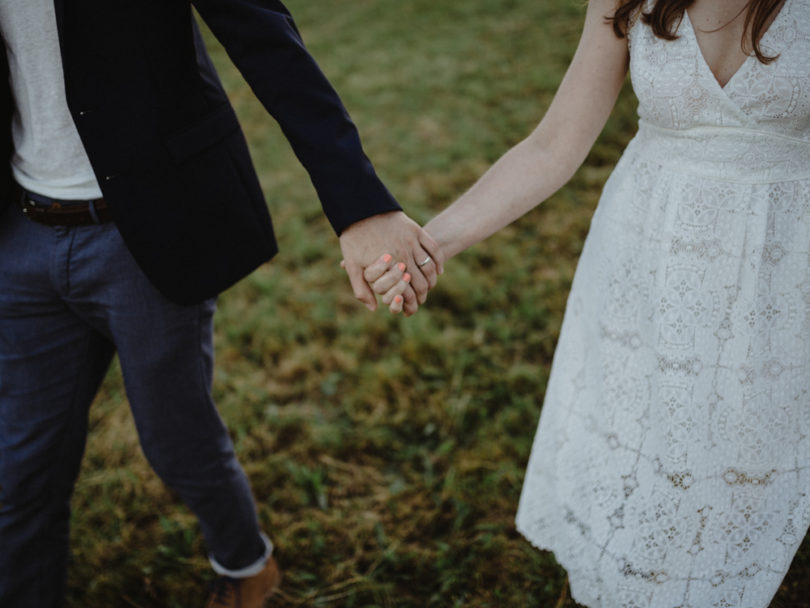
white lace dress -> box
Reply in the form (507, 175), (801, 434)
(515, 2), (810, 607)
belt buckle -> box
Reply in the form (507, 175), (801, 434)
(20, 195), (39, 219)
(19, 192), (63, 223)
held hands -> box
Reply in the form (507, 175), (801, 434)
(339, 211), (444, 316)
(363, 255), (422, 314)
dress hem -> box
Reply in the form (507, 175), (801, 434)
(516, 520), (597, 608)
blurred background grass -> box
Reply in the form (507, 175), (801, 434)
(65, 1), (809, 606)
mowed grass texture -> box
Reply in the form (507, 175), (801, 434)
(64, 1), (809, 607)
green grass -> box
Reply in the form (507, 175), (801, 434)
(64, 1), (808, 607)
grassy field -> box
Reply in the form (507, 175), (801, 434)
(64, 1), (809, 607)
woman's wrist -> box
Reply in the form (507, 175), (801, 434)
(422, 225), (452, 263)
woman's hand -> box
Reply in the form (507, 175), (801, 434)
(363, 254), (416, 315)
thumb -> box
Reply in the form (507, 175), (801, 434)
(345, 263), (377, 311)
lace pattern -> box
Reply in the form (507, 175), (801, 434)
(516, 1), (810, 606)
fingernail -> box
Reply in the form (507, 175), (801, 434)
(382, 254), (392, 263)
(397, 262), (406, 272)
(403, 273), (411, 282)
(394, 295), (403, 303)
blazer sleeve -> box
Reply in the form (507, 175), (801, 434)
(191, 0), (402, 234)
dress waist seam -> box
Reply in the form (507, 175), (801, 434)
(630, 121), (810, 184)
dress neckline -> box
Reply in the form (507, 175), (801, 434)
(683, 0), (789, 91)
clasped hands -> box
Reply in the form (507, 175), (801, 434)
(338, 210), (444, 316)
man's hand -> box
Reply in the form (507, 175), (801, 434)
(339, 211), (444, 315)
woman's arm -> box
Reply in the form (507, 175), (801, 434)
(364, 0), (631, 313)
(425, 0), (630, 260)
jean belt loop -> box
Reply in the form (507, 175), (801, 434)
(87, 199), (100, 224)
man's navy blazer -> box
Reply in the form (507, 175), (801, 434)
(0, 0), (401, 304)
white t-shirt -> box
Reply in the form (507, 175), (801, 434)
(0, 0), (102, 199)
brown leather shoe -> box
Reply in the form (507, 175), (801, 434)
(205, 556), (282, 608)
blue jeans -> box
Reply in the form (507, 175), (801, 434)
(0, 201), (268, 606)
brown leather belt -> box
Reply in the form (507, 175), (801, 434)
(19, 193), (112, 226)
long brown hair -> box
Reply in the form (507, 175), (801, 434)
(609, 0), (784, 63)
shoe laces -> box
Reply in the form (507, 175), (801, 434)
(207, 576), (242, 607)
